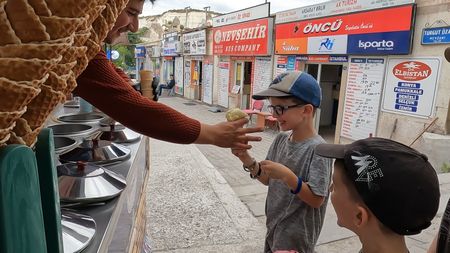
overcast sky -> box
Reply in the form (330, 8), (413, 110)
(142, 0), (328, 16)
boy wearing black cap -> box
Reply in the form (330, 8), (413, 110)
(232, 71), (332, 253)
(315, 137), (440, 253)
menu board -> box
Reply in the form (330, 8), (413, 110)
(218, 62), (230, 108)
(341, 57), (386, 140)
(184, 60), (191, 91)
(174, 57), (183, 95)
(202, 64), (213, 104)
(253, 57), (273, 95)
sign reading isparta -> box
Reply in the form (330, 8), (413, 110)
(213, 18), (273, 56)
(275, 5), (413, 55)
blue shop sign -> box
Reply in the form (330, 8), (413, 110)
(135, 46), (146, 58)
(421, 26), (450, 45)
(347, 31), (411, 55)
(287, 56), (296, 70)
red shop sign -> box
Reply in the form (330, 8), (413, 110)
(275, 5), (413, 39)
(393, 61), (432, 81)
(213, 18), (273, 56)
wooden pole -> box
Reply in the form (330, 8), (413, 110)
(409, 117), (438, 147)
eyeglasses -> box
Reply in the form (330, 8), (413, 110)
(267, 104), (306, 116)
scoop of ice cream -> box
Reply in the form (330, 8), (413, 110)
(225, 108), (248, 122)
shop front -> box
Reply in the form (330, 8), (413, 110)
(275, 0), (416, 143)
(161, 32), (183, 95)
(212, 3), (274, 109)
(182, 29), (214, 103)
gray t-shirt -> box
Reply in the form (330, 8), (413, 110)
(264, 133), (332, 253)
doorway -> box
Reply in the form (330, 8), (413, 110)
(234, 61), (253, 109)
(305, 63), (343, 143)
(192, 60), (203, 101)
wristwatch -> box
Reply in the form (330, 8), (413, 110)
(243, 159), (257, 172)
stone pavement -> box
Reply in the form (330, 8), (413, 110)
(145, 96), (450, 252)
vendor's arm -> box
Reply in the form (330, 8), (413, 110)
(74, 51), (201, 144)
(75, 51), (263, 147)
(113, 65), (133, 84)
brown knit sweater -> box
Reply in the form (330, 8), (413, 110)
(74, 51), (201, 144)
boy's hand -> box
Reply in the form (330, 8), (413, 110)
(260, 160), (295, 181)
(231, 148), (255, 167)
(231, 148), (248, 158)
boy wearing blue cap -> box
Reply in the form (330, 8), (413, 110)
(316, 137), (440, 253)
(232, 71), (332, 253)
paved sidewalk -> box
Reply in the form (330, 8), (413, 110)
(145, 96), (450, 252)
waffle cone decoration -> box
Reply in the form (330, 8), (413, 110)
(63, 71), (77, 96)
(11, 118), (32, 138)
(0, 56), (61, 81)
(27, 0), (51, 17)
(53, 61), (77, 76)
(0, 2), (20, 45)
(73, 54), (90, 77)
(0, 123), (15, 145)
(44, 71), (69, 92)
(102, 4), (117, 29)
(92, 14), (110, 43)
(0, 107), (26, 129)
(113, 0), (129, 16)
(9, 118), (42, 146)
(5, 0), (50, 43)
(0, 0), (126, 147)
(74, 31), (91, 47)
(46, 0), (98, 18)
(0, 77), (42, 111)
(47, 35), (75, 45)
(0, 132), (10, 146)
(22, 85), (65, 129)
(40, 15), (85, 40)
(61, 46), (87, 64)
(84, 39), (101, 61)
(85, 5), (106, 27)
(0, 39), (71, 59)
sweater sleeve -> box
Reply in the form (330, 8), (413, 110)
(73, 51), (201, 144)
(114, 65), (133, 83)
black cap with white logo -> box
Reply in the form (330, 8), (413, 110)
(315, 137), (440, 235)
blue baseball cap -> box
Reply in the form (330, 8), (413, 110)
(252, 71), (322, 107)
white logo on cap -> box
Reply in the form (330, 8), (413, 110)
(351, 155), (383, 182)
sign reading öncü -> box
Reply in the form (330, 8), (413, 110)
(275, 5), (414, 55)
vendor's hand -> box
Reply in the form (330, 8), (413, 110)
(260, 160), (294, 181)
(196, 118), (263, 149)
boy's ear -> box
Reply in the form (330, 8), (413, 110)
(354, 205), (370, 229)
(303, 104), (315, 115)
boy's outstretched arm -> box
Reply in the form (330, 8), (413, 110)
(259, 160), (325, 208)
